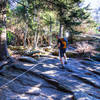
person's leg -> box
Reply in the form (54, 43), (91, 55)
(64, 55), (67, 64)
(59, 50), (63, 64)
(60, 57), (63, 65)
(64, 53), (66, 60)
(59, 49), (65, 68)
(63, 49), (67, 64)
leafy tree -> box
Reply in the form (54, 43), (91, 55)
(9, 0), (91, 45)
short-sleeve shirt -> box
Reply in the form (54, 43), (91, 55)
(57, 38), (64, 49)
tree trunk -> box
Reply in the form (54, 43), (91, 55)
(49, 16), (52, 46)
(34, 18), (40, 49)
(34, 31), (37, 49)
(59, 22), (63, 37)
(33, 0), (38, 49)
(69, 32), (73, 44)
(0, 0), (9, 61)
(24, 24), (28, 47)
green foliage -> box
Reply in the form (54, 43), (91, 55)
(36, 0), (90, 34)
(9, 0), (92, 39)
(7, 31), (14, 45)
(0, 27), (3, 34)
(14, 5), (27, 20)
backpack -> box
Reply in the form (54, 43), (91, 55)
(60, 38), (68, 49)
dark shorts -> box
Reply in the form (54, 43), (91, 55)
(59, 49), (66, 57)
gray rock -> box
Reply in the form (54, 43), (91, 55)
(0, 57), (100, 100)
(24, 51), (40, 56)
(18, 56), (37, 64)
(91, 54), (100, 61)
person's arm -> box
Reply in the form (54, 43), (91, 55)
(57, 39), (61, 48)
(58, 42), (60, 48)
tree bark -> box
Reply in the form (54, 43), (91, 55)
(49, 16), (52, 46)
(33, 0), (38, 49)
(0, 0), (9, 61)
(59, 22), (63, 37)
(24, 24), (28, 47)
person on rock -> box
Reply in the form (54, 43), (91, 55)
(56, 35), (68, 68)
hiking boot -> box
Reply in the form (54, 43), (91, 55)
(60, 64), (65, 69)
(61, 66), (65, 69)
(64, 61), (67, 64)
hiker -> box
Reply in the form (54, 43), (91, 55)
(56, 35), (68, 68)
